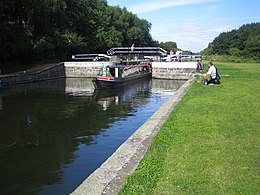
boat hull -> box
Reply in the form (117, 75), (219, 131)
(93, 72), (151, 90)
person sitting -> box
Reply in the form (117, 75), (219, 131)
(201, 61), (220, 85)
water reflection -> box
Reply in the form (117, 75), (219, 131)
(0, 93), (3, 110)
(65, 78), (94, 97)
(0, 78), (185, 195)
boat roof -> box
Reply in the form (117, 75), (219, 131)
(108, 62), (151, 68)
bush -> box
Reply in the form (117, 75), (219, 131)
(205, 55), (259, 63)
(229, 48), (241, 56)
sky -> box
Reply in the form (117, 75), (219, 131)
(106, 0), (260, 52)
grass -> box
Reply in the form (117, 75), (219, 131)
(206, 55), (260, 63)
(119, 62), (260, 194)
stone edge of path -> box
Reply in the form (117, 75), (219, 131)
(71, 78), (194, 195)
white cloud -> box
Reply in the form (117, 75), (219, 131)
(128, 0), (222, 14)
(107, 0), (259, 52)
(151, 20), (224, 52)
(150, 12), (241, 52)
(209, 26), (235, 33)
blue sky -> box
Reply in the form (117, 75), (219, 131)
(106, 0), (260, 52)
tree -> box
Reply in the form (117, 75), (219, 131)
(0, 0), (158, 73)
(228, 48), (241, 56)
(204, 23), (260, 58)
(244, 35), (260, 58)
(159, 41), (177, 53)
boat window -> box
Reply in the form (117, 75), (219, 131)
(109, 68), (115, 77)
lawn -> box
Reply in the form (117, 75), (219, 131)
(119, 62), (260, 194)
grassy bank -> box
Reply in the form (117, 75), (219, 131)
(119, 62), (260, 194)
(205, 55), (259, 63)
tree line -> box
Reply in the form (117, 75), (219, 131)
(1, 0), (179, 73)
(202, 23), (260, 60)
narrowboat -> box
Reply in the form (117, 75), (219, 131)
(92, 61), (152, 90)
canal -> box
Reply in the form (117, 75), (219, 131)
(0, 78), (185, 195)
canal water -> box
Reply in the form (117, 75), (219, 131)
(0, 78), (185, 195)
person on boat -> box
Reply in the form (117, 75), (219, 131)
(200, 61), (220, 85)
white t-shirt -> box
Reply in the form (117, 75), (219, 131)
(207, 65), (216, 79)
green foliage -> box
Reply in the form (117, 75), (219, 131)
(159, 41), (177, 52)
(228, 47), (241, 56)
(244, 34), (260, 59)
(203, 23), (260, 60)
(0, 0), (157, 73)
(33, 37), (55, 53)
(202, 46), (213, 56)
(206, 55), (259, 63)
(0, 23), (33, 67)
(96, 27), (123, 49)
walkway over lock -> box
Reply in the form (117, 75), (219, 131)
(107, 47), (167, 56)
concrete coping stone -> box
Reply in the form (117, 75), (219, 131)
(64, 62), (109, 68)
(64, 61), (197, 69)
(71, 78), (194, 195)
(152, 62), (197, 68)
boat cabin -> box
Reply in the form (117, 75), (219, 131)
(97, 63), (152, 79)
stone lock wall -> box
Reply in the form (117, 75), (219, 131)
(152, 62), (197, 80)
(0, 61), (197, 87)
(0, 62), (108, 87)
(64, 61), (109, 78)
(0, 63), (65, 87)
(152, 67), (196, 80)
(63, 61), (197, 80)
